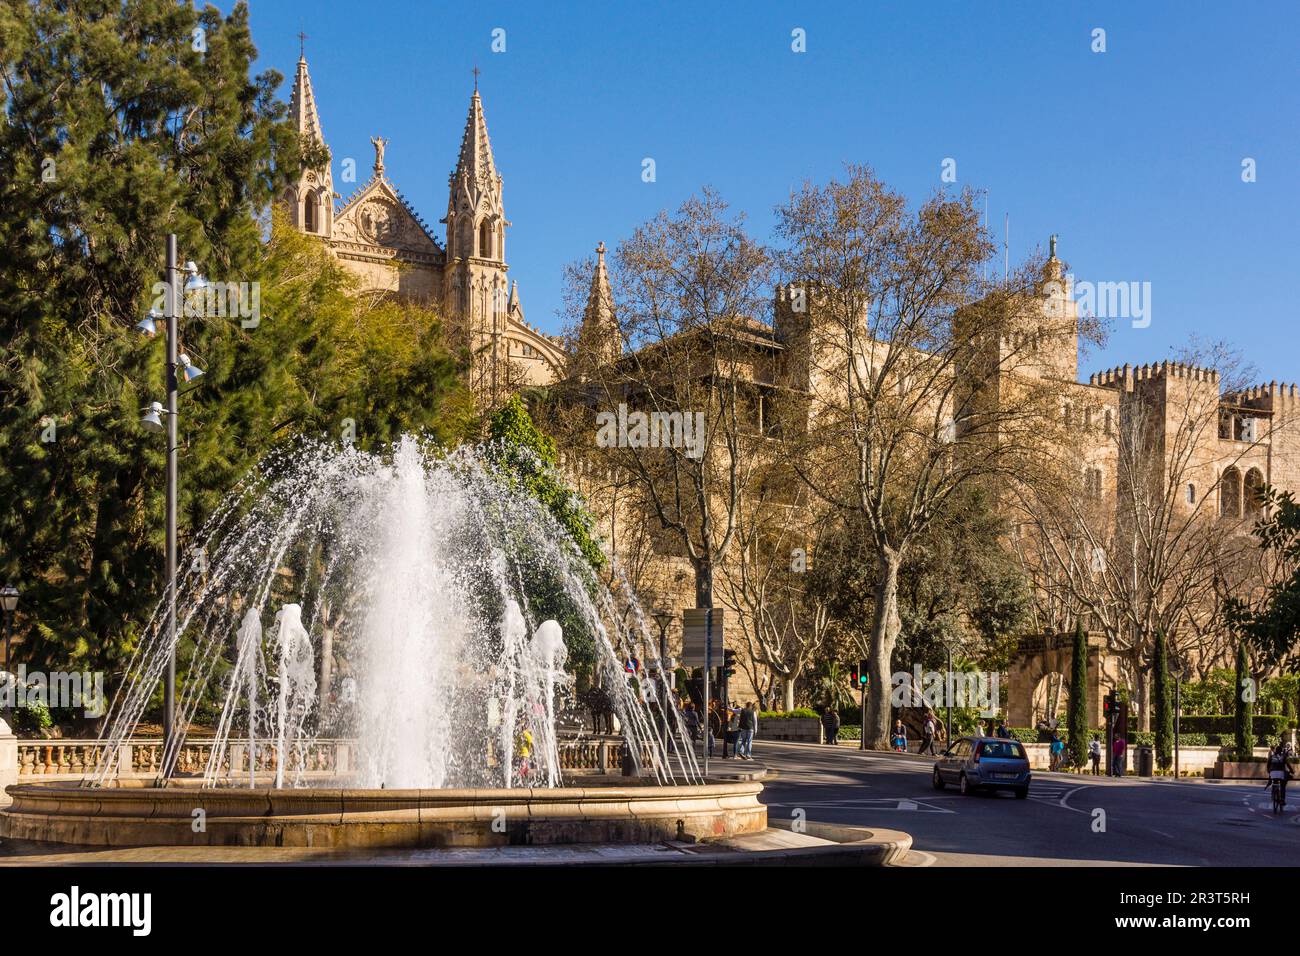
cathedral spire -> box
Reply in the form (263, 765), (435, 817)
(289, 51), (325, 147)
(285, 48), (332, 237)
(576, 241), (621, 371)
(452, 87), (500, 198)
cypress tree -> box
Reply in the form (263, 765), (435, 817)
(1153, 630), (1173, 769)
(1234, 640), (1253, 760)
(1067, 621), (1090, 768)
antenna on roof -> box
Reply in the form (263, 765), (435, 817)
(1003, 212), (1009, 286)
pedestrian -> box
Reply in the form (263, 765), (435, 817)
(995, 719), (1011, 739)
(1112, 735), (1127, 777)
(822, 706), (841, 746)
(683, 701), (700, 742)
(736, 701), (756, 760)
(707, 700), (723, 757)
(919, 712), (938, 756)
(892, 719), (908, 753)
(723, 703), (740, 758)
(1049, 732), (1064, 771)
(1088, 734), (1102, 775)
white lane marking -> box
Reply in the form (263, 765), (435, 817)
(766, 798), (955, 814)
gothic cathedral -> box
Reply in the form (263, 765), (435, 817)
(281, 53), (568, 404)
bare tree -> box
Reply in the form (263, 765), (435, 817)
(1013, 342), (1277, 726)
(773, 165), (1083, 748)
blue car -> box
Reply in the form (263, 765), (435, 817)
(933, 737), (1032, 798)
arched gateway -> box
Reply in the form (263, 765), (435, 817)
(1005, 631), (1121, 729)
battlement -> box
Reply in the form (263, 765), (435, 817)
(1088, 361), (1220, 391)
(1223, 381), (1300, 412)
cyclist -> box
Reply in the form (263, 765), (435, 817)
(1265, 740), (1294, 810)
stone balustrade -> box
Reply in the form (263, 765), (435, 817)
(13, 733), (652, 784)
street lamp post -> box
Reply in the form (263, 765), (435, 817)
(164, 234), (179, 763)
(1, 584), (18, 717)
(945, 642), (954, 750)
(138, 236), (205, 779)
(651, 609), (675, 756)
(1172, 656), (1186, 779)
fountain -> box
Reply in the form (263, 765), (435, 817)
(0, 435), (765, 848)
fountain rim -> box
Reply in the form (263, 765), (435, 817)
(0, 779), (768, 848)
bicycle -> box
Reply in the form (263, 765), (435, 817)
(1270, 777), (1286, 815)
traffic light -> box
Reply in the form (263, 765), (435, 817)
(849, 663), (860, 685)
(1103, 691), (1115, 717)
(722, 649), (737, 680)
(858, 659), (869, 687)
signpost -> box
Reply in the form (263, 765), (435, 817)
(683, 608), (724, 776)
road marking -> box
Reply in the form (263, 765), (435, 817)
(766, 798), (955, 814)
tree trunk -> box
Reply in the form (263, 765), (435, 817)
(864, 549), (903, 749)
(1134, 651), (1150, 732)
(783, 677), (796, 711)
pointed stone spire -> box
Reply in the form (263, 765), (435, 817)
(290, 52), (325, 147)
(452, 88), (500, 201)
(576, 241), (621, 371)
(285, 48), (332, 237)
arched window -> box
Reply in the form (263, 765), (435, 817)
(1104, 409), (1113, 435)
(1244, 468), (1266, 517)
(1185, 482), (1196, 506)
(479, 219), (493, 259)
(303, 193), (317, 233)
(1219, 467), (1242, 519)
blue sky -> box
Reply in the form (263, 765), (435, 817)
(243, 1), (1298, 385)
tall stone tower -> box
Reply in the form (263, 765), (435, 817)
(442, 85), (514, 403)
(285, 53), (333, 237)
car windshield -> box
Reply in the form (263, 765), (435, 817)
(978, 741), (1025, 759)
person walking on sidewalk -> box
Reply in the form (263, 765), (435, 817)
(919, 713), (938, 755)
(1049, 732), (1065, 771)
(1088, 734), (1102, 775)
(736, 701), (756, 760)
(822, 706), (841, 746)
(707, 700), (723, 758)
(1111, 735), (1127, 777)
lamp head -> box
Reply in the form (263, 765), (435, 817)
(140, 401), (166, 433)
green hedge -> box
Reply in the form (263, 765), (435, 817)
(759, 708), (820, 720)
(1176, 714), (1292, 738)
(837, 725), (862, 740)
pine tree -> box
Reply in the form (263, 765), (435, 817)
(0, 3), (472, 688)
(1153, 630), (1173, 770)
(1067, 621), (1089, 768)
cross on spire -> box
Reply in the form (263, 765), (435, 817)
(298, 31), (308, 59)
(472, 65), (480, 91)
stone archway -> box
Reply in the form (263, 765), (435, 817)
(1006, 631), (1116, 729)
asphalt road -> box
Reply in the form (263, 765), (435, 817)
(753, 740), (1299, 866)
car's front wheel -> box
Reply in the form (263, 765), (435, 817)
(1014, 787), (1029, 800)
(959, 773), (973, 796)
(932, 768), (946, 790)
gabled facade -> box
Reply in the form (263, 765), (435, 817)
(283, 55), (566, 404)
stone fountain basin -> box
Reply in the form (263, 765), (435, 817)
(0, 778), (767, 849)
